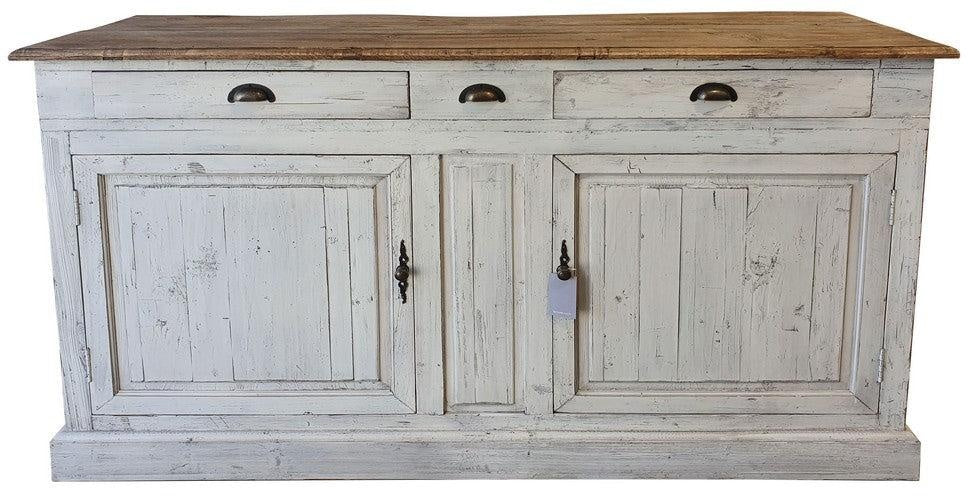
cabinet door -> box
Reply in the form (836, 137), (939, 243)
(75, 155), (415, 415)
(553, 154), (895, 414)
(441, 155), (552, 413)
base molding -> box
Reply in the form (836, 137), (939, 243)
(50, 428), (920, 480)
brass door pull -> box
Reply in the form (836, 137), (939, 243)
(458, 83), (506, 103)
(227, 83), (276, 103)
(689, 82), (738, 102)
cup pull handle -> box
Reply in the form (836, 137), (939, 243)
(227, 83), (276, 103)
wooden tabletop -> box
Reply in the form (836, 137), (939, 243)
(9, 12), (958, 61)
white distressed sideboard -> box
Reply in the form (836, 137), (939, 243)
(9, 13), (958, 480)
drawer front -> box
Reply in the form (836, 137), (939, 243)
(554, 70), (874, 118)
(91, 71), (410, 119)
(411, 71), (552, 120)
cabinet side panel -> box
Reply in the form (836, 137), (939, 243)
(41, 131), (93, 430)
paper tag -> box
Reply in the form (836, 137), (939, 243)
(548, 274), (577, 319)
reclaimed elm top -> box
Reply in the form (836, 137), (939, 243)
(8, 12), (958, 61)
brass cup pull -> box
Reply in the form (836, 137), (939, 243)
(689, 82), (738, 102)
(394, 240), (410, 304)
(458, 83), (506, 103)
(227, 83), (276, 103)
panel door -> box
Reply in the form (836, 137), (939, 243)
(441, 155), (552, 413)
(75, 155), (415, 415)
(553, 154), (895, 414)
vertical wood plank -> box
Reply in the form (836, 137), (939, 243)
(470, 163), (515, 404)
(226, 188), (332, 381)
(180, 188), (234, 382)
(881, 130), (929, 428)
(551, 158), (576, 410)
(601, 186), (640, 381)
(125, 187), (193, 382)
(585, 185), (607, 382)
(742, 187), (817, 381)
(810, 186), (852, 381)
(444, 162), (476, 404)
(324, 187), (354, 381)
(637, 188), (681, 381)
(411, 155), (445, 414)
(678, 188), (746, 381)
(40, 132), (93, 429)
(110, 186), (143, 384)
(523, 155), (554, 413)
(348, 187), (380, 381)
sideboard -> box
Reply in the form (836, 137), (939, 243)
(9, 12), (958, 480)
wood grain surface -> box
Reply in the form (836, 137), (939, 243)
(9, 12), (959, 61)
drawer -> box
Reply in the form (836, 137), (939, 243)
(410, 71), (552, 120)
(91, 71), (410, 119)
(553, 70), (874, 118)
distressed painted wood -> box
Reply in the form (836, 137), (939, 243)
(880, 129), (930, 428)
(14, 20), (953, 478)
(555, 154), (894, 414)
(90, 413), (884, 433)
(39, 132), (93, 430)
(442, 155), (522, 412)
(554, 70), (873, 118)
(73, 155), (417, 415)
(410, 70), (552, 119)
(50, 429), (921, 480)
(410, 156), (446, 415)
(872, 68), (934, 117)
(91, 71), (409, 119)
(65, 124), (904, 155)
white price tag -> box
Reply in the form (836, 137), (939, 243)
(548, 274), (577, 319)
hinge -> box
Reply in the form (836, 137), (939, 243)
(877, 348), (886, 383)
(85, 347), (93, 382)
(73, 190), (81, 227)
(888, 189), (897, 226)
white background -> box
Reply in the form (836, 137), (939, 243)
(1, 0), (969, 496)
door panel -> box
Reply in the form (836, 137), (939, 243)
(443, 155), (520, 411)
(553, 154), (895, 414)
(75, 155), (415, 415)
(441, 155), (555, 413)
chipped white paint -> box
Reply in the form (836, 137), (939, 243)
(554, 70), (874, 118)
(26, 58), (940, 480)
(410, 70), (552, 119)
(74, 155), (415, 415)
(91, 71), (409, 119)
(555, 154), (895, 414)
